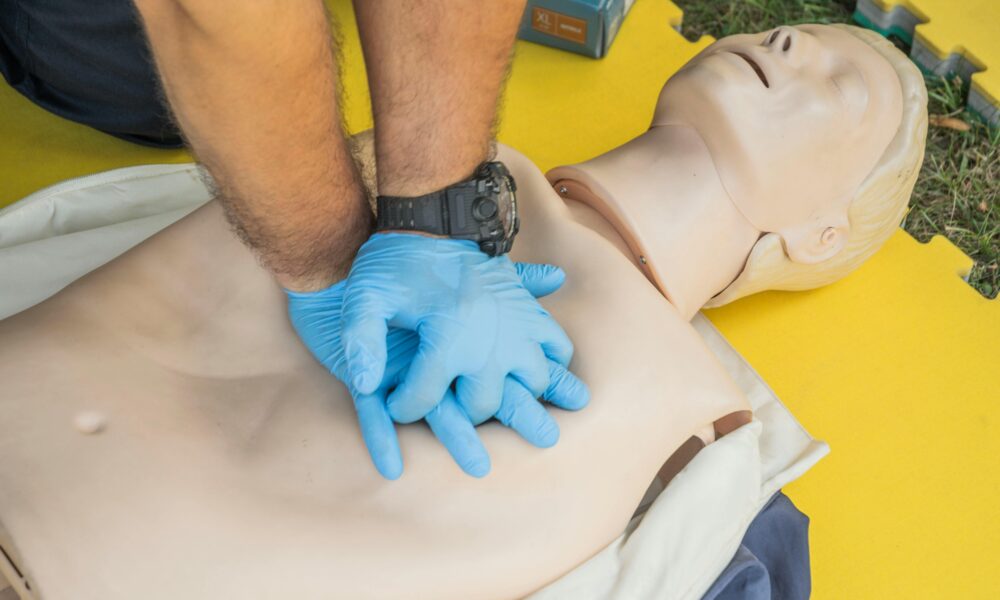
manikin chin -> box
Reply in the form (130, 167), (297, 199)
(0, 24), (926, 600)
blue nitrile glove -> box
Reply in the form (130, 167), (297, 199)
(341, 233), (589, 427)
(286, 281), (408, 478)
(286, 261), (589, 479)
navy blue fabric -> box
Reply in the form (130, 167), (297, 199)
(702, 491), (811, 600)
(0, 0), (183, 147)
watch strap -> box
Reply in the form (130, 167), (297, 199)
(375, 191), (449, 236)
(376, 179), (485, 238)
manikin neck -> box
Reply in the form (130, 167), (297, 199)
(547, 125), (760, 319)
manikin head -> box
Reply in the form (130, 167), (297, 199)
(655, 24), (927, 305)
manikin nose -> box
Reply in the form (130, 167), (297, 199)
(763, 26), (797, 54)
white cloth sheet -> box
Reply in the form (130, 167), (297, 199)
(0, 165), (829, 599)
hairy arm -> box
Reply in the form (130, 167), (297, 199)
(354, 0), (525, 196)
(132, 0), (371, 291)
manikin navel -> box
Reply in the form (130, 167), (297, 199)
(0, 24), (925, 600)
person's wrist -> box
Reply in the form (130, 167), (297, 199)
(277, 208), (373, 292)
(283, 277), (346, 298)
(276, 269), (345, 293)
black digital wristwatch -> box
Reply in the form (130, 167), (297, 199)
(374, 161), (519, 256)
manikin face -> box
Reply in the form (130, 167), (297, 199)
(654, 25), (903, 263)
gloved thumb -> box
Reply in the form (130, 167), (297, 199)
(341, 290), (394, 395)
(515, 262), (566, 298)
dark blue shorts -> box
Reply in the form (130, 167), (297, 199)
(0, 0), (183, 147)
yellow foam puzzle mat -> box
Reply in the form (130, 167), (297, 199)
(0, 84), (192, 208)
(0, 0), (997, 597)
(707, 230), (999, 599)
(854, 0), (1000, 125)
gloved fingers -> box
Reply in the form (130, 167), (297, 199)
(508, 346), (551, 398)
(340, 288), (396, 395)
(535, 317), (575, 368)
(455, 370), (505, 425)
(496, 377), (560, 448)
(514, 262), (567, 299)
(385, 338), (456, 423)
(353, 391), (404, 480)
(543, 360), (590, 411)
(425, 391), (491, 478)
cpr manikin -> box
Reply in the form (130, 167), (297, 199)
(0, 25), (925, 600)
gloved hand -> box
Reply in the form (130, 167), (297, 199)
(286, 257), (589, 479)
(341, 233), (588, 426)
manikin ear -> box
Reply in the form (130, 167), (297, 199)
(779, 215), (851, 264)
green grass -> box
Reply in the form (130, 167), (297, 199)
(910, 77), (999, 298)
(675, 0), (855, 39)
(673, 0), (999, 298)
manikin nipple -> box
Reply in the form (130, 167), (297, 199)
(73, 411), (108, 435)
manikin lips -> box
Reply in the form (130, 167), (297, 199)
(730, 51), (770, 88)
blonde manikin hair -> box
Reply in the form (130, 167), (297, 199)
(705, 25), (929, 308)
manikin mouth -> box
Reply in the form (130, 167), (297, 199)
(730, 51), (769, 88)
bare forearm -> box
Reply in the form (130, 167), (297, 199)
(354, 0), (526, 197)
(133, 0), (371, 290)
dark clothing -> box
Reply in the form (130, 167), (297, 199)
(702, 492), (812, 600)
(0, 0), (182, 147)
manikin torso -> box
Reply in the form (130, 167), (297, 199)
(0, 145), (750, 600)
(0, 24), (907, 600)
